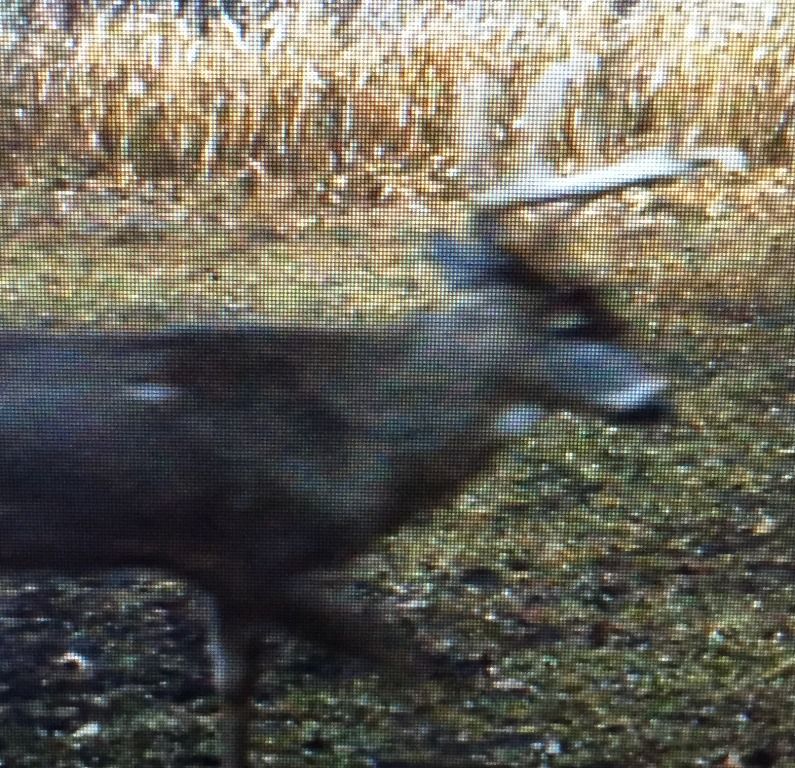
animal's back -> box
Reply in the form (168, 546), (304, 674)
(0, 319), (509, 591)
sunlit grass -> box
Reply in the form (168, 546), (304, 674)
(0, 0), (789, 192)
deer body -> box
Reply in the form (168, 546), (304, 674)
(0, 65), (746, 761)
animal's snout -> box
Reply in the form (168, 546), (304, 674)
(592, 366), (670, 423)
(607, 392), (671, 424)
(538, 340), (669, 422)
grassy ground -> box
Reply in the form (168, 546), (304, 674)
(0, 168), (792, 767)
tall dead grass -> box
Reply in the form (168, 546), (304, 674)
(2, 0), (791, 194)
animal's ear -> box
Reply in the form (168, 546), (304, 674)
(428, 232), (529, 291)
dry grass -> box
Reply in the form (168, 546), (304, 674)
(0, 0), (788, 194)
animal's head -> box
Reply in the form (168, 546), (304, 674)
(430, 68), (745, 431)
(429, 231), (668, 429)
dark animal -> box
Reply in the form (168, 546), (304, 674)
(0, 143), (746, 767)
(0, 55), (749, 767)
